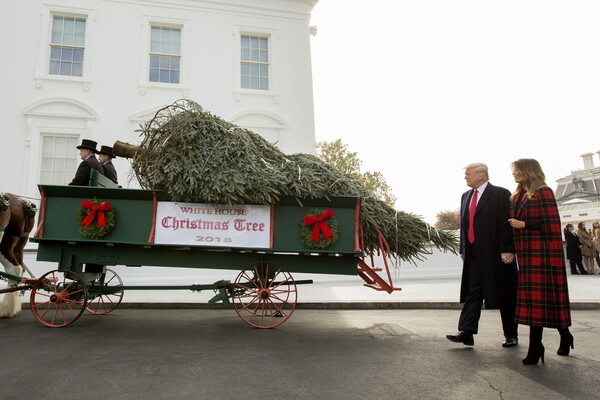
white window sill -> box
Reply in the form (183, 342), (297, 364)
(138, 82), (191, 97)
(233, 89), (280, 104)
(35, 75), (93, 92)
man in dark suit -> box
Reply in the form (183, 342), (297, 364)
(98, 145), (118, 184)
(69, 139), (104, 186)
(446, 163), (519, 347)
(564, 223), (587, 274)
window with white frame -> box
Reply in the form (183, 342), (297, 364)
(241, 35), (269, 90)
(49, 15), (86, 77)
(39, 135), (80, 185)
(149, 26), (181, 84)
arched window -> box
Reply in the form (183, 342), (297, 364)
(230, 110), (288, 150)
(22, 98), (98, 194)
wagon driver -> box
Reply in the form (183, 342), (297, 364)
(98, 145), (118, 185)
(69, 139), (104, 186)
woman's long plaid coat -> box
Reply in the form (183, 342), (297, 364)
(509, 186), (571, 328)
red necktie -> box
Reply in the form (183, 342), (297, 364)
(468, 189), (478, 243)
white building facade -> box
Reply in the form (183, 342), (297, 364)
(1, 0), (318, 197)
(555, 151), (600, 225)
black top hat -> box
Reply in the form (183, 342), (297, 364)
(76, 139), (98, 153)
(98, 145), (116, 158)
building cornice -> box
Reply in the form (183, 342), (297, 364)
(102, 0), (316, 23)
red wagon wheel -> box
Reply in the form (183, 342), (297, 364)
(30, 270), (88, 327)
(86, 269), (124, 315)
(232, 261), (298, 328)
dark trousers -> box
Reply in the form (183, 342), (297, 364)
(458, 247), (518, 338)
(84, 263), (105, 273)
(569, 258), (586, 274)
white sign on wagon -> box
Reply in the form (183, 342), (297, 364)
(154, 202), (271, 248)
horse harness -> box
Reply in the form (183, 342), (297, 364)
(0, 194), (9, 235)
(2, 228), (31, 238)
(0, 195), (36, 289)
(0, 195), (37, 238)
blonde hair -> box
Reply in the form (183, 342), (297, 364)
(593, 221), (600, 239)
(464, 163), (489, 181)
(510, 158), (547, 200)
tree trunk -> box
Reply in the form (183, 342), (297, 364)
(112, 140), (140, 159)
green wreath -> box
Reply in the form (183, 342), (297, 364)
(77, 198), (116, 240)
(299, 208), (339, 250)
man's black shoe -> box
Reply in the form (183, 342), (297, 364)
(446, 330), (474, 346)
(502, 337), (519, 347)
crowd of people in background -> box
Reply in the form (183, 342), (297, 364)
(564, 220), (600, 275)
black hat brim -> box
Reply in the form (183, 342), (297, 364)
(77, 146), (97, 153)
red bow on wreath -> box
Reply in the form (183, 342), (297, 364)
(303, 209), (335, 242)
(80, 200), (112, 228)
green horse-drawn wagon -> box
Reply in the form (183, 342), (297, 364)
(10, 180), (399, 328)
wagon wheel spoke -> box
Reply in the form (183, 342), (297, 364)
(235, 271), (262, 290)
(235, 294), (261, 312)
(232, 283), (260, 302)
(264, 298), (287, 322)
(267, 292), (296, 308)
(54, 307), (66, 326)
(89, 296), (116, 314)
(86, 269), (124, 315)
(34, 302), (55, 320)
(33, 292), (53, 300)
(231, 261), (298, 329)
(246, 300), (263, 319)
(269, 288), (294, 297)
(251, 264), (265, 288)
(235, 291), (258, 301)
(40, 300), (71, 326)
(29, 270), (88, 328)
(246, 300), (271, 325)
(270, 275), (292, 291)
(234, 280), (261, 293)
(262, 297), (285, 317)
(251, 263), (271, 288)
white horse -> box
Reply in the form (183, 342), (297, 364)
(0, 193), (36, 318)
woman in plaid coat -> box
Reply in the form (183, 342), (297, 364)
(507, 159), (572, 365)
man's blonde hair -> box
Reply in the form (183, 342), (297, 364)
(464, 163), (489, 181)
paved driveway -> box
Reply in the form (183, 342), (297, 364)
(2, 308), (599, 399)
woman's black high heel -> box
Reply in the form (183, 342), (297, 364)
(522, 344), (545, 365)
(557, 331), (574, 356)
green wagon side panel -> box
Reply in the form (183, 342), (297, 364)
(39, 185), (167, 244)
(33, 186), (362, 276)
(272, 196), (358, 254)
(34, 241), (359, 275)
